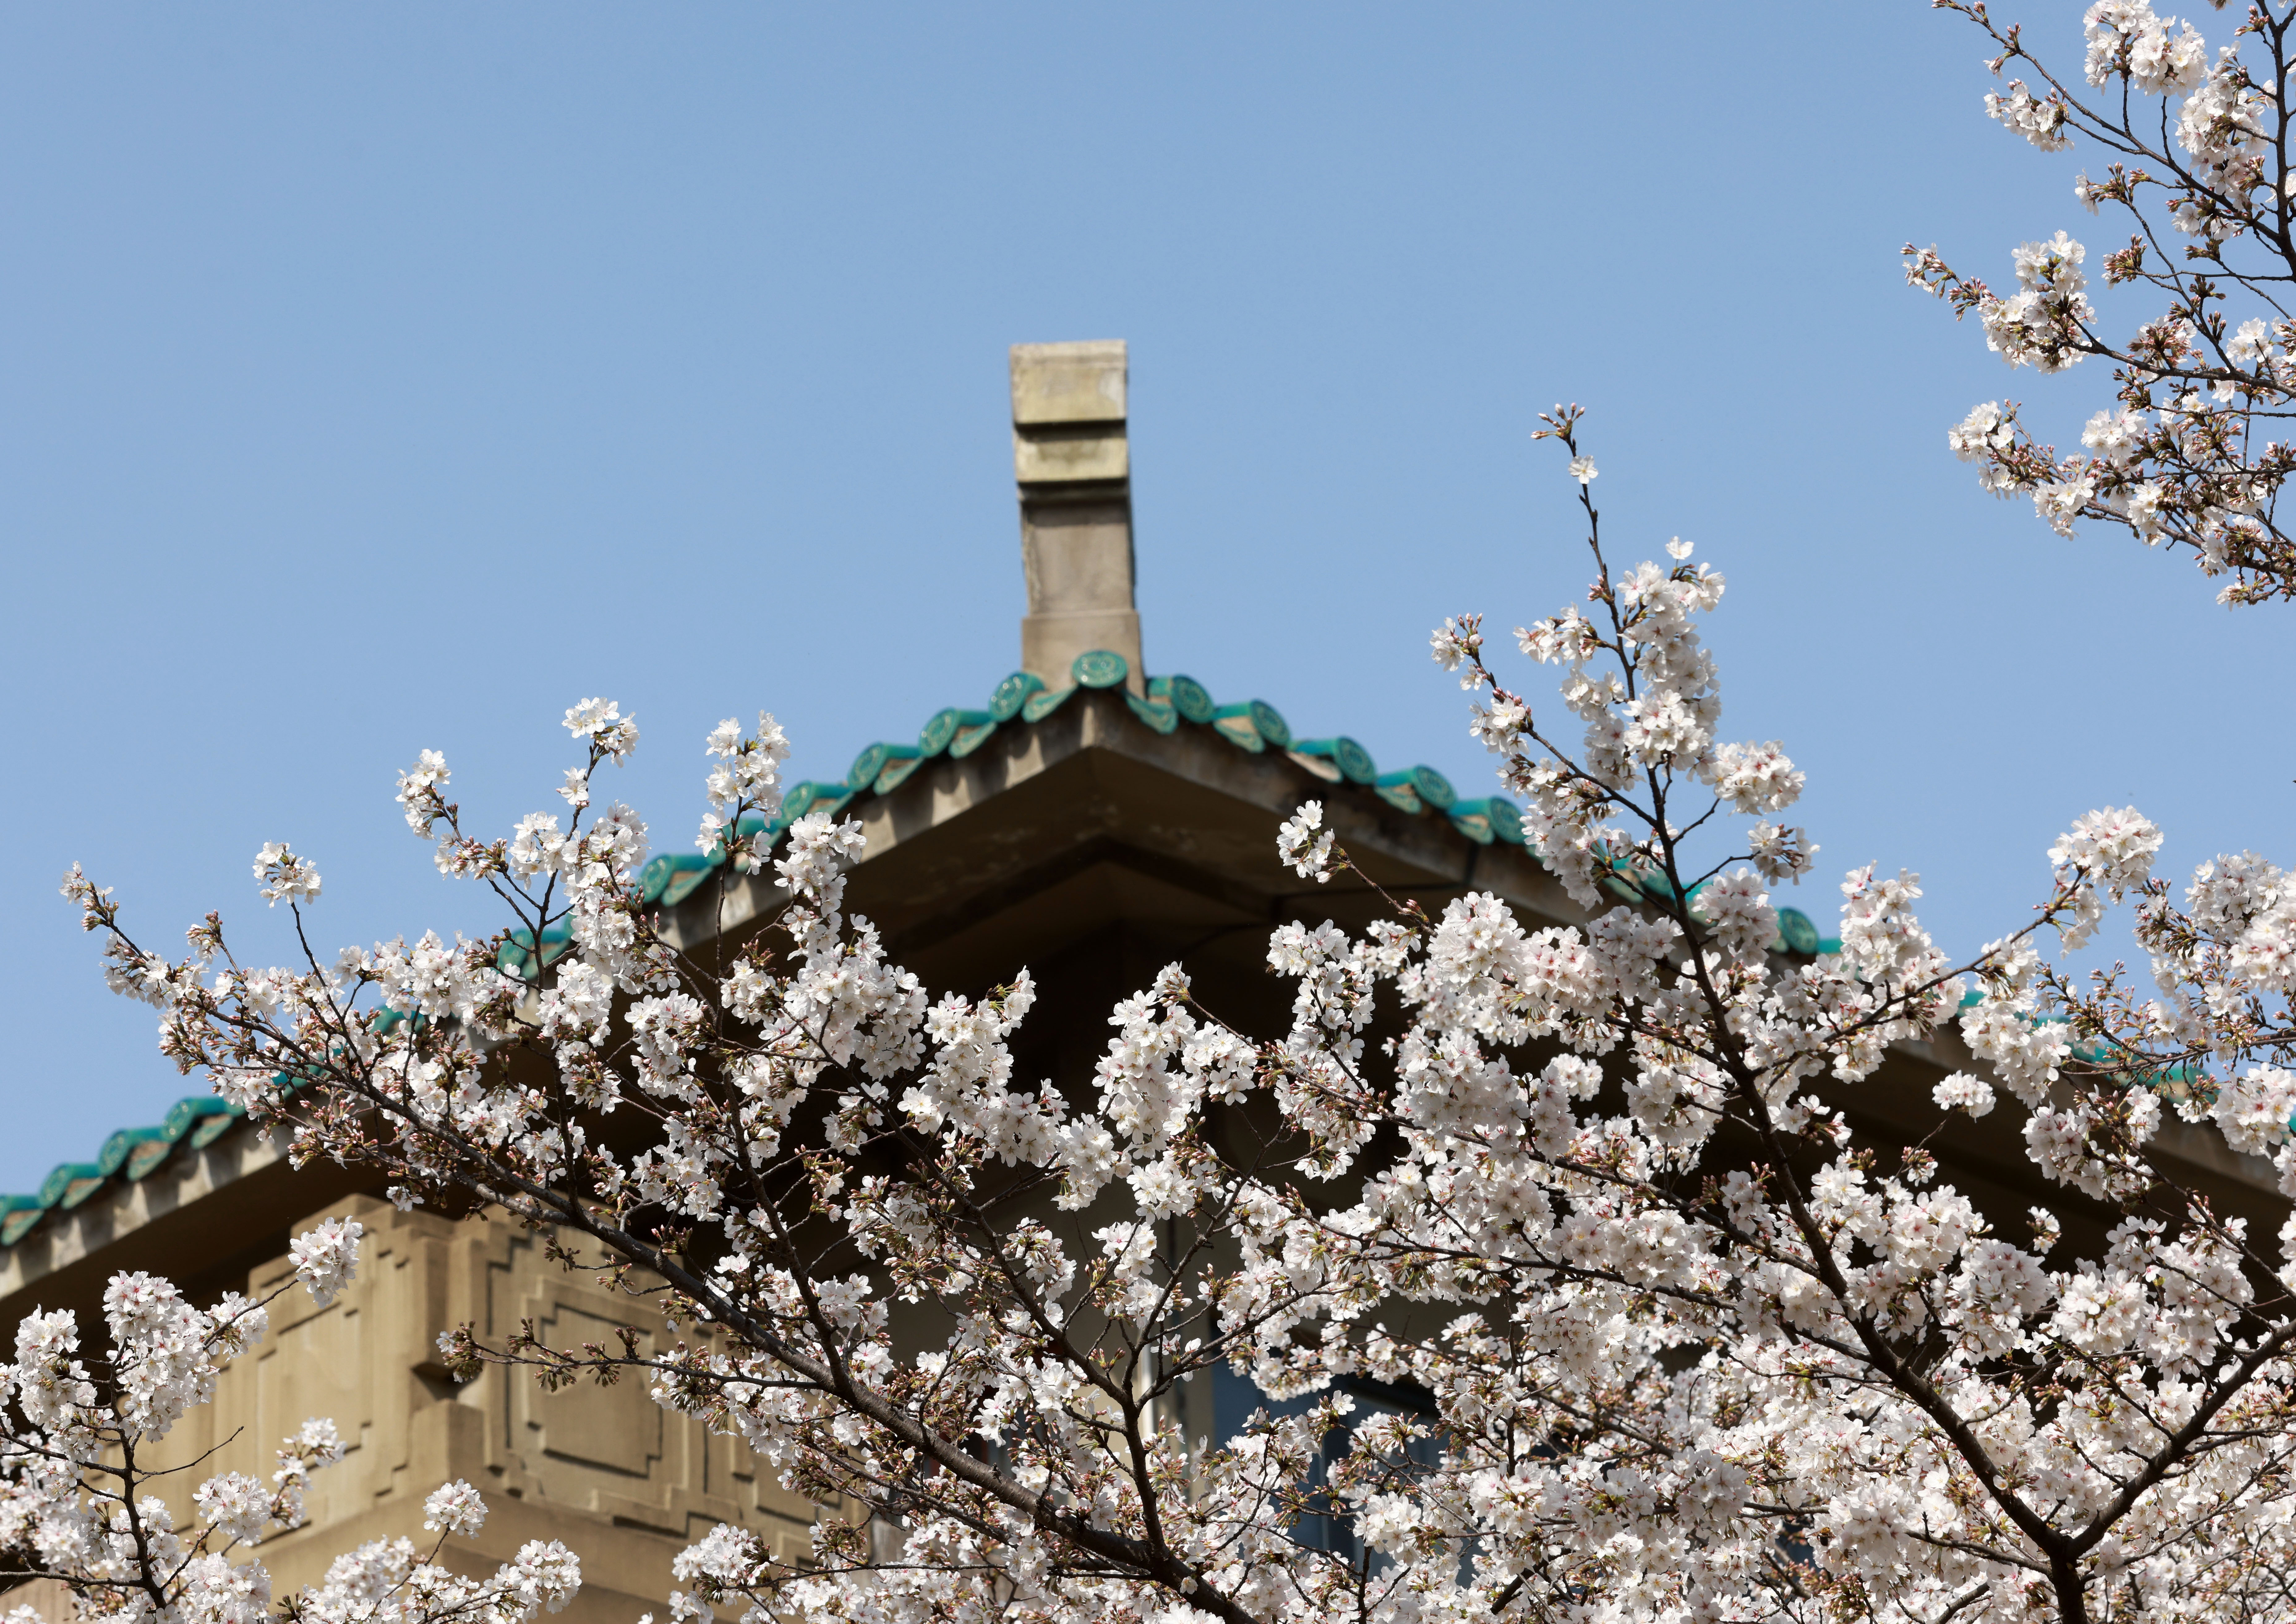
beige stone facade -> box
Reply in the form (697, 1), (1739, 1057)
(15, 1196), (831, 1624)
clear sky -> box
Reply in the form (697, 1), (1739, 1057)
(2, 4), (2287, 1191)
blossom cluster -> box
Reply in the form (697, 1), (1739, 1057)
(0, 1223), (579, 1624)
(1914, 0), (2296, 603)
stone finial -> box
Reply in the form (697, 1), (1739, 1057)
(1011, 340), (1143, 696)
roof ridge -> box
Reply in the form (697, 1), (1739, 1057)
(632, 650), (1532, 911)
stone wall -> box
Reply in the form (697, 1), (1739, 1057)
(14, 1196), (835, 1624)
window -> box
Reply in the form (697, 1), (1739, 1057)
(1209, 1366), (1445, 1563)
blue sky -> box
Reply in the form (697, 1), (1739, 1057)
(3, 4), (2287, 1189)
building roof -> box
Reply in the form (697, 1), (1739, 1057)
(4, 648), (1836, 1264)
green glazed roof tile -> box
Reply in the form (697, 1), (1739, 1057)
(781, 781), (854, 826)
(1149, 675), (1215, 724)
(989, 671), (1046, 721)
(499, 922), (574, 973)
(1775, 908), (1821, 956)
(874, 755), (926, 795)
(635, 852), (717, 910)
(1207, 699), (1293, 754)
(1292, 737), (1377, 786)
(1125, 693), (1178, 735)
(661, 854), (723, 908)
(1211, 712), (1265, 752)
(919, 708), (965, 757)
(371, 1008), (435, 1040)
(1448, 805), (1494, 845)
(849, 741), (919, 793)
(1, 1209), (44, 1246)
(38, 1163), (100, 1209)
(125, 1139), (175, 1182)
(3, 1085), (264, 1246)
(1410, 766), (1457, 811)
(161, 1096), (233, 1142)
(1071, 650), (1128, 689)
(1373, 771), (1436, 816)
(950, 718), (1000, 759)
(1169, 676), (1214, 724)
(1021, 687), (1074, 723)
(188, 1111), (241, 1150)
(97, 1126), (167, 1178)
(1452, 798), (1525, 846)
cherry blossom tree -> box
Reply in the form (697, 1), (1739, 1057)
(26, 9), (2296, 1623)
(41, 391), (2296, 1623)
(1910, 0), (2296, 605)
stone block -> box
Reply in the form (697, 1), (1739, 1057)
(1013, 427), (1127, 484)
(1010, 339), (1126, 425)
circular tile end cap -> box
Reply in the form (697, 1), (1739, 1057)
(1072, 650), (1129, 689)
